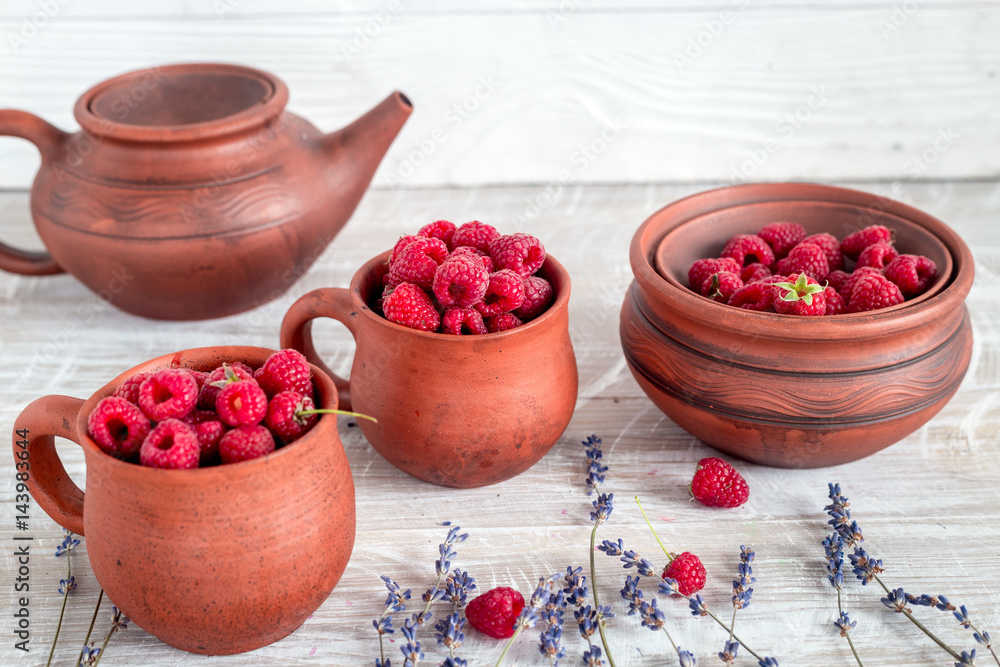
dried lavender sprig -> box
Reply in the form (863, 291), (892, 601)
(403, 525), (470, 662)
(90, 605), (128, 667)
(433, 610), (465, 662)
(47, 531), (79, 667)
(400, 618), (424, 666)
(495, 573), (561, 667)
(374, 575), (411, 667)
(724, 545), (755, 661)
(823, 530), (863, 666)
(920, 598), (999, 666)
(582, 435), (607, 496)
(582, 435), (617, 667)
(76, 589), (105, 667)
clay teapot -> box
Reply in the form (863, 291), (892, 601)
(0, 63), (411, 319)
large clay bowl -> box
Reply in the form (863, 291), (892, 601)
(621, 183), (974, 468)
(13, 346), (355, 654)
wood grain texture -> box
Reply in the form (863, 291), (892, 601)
(2, 5), (1000, 188)
(2, 181), (999, 665)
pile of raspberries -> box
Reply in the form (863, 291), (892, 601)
(86, 349), (321, 469)
(379, 221), (554, 333)
(687, 223), (938, 315)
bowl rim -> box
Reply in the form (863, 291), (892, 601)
(629, 182), (974, 340)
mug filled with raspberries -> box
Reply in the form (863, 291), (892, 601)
(13, 346), (359, 654)
(281, 220), (578, 488)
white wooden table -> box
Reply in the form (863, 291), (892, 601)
(1, 181), (998, 666)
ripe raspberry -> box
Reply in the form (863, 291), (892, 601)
(441, 307), (488, 335)
(740, 263), (772, 283)
(386, 236), (450, 289)
(662, 552), (707, 596)
(418, 220), (456, 247)
(451, 221), (500, 253)
(138, 369), (198, 422)
(884, 254), (937, 297)
(720, 234), (776, 268)
(488, 233), (546, 278)
(383, 283), (442, 332)
(194, 420), (224, 463)
(690, 456), (749, 508)
(388, 235), (422, 265)
(475, 269), (526, 317)
(514, 276), (554, 321)
(776, 243), (830, 282)
(87, 396), (151, 458)
(824, 270), (851, 295)
(838, 267), (882, 305)
(219, 424), (276, 464)
(265, 390), (319, 443)
(451, 246), (495, 273)
(855, 241), (898, 271)
(848, 272), (905, 313)
(465, 587), (525, 639)
(841, 224), (893, 261)
(727, 281), (776, 312)
(486, 313), (523, 333)
(700, 272), (744, 304)
(800, 233), (844, 271)
(139, 419), (200, 469)
(688, 257), (741, 291)
(198, 363), (255, 410)
(216, 380), (268, 427)
(773, 273), (826, 316)
(112, 372), (151, 405)
(433, 254), (490, 309)
(824, 286), (847, 315)
(756, 222), (806, 259)
(255, 348), (313, 398)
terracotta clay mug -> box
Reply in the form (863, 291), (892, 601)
(279, 252), (578, 488)
(12, 346), (355, 654)
(0, 63), (411, 319)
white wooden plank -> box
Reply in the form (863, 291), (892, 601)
(2, 9), (999, 189)
(1, 181), (999, 666)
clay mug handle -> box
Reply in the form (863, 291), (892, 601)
(0, 109), (67, 275)
(280, 288), (358, 411)
(12, 395), (87, 535)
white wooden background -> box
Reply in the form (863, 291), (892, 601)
(2, 2), (1000, 667)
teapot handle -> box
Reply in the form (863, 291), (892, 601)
(279, 287), (357, 411)
(0, 109), (67, 275)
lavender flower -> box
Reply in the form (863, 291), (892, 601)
(823, 532), (845, 590)
(620, 575), (643, 615)
(59, 576), (76, 595)
(974, 630), (991, 646)
(581, 646), (603, 666)
(436, 526), (469, 577)
(688, 594), (708, 617)
(575, 605), (598, 640)
(562, 566), (588, 606)
(400, 618), (423, 665)
(539, 624), (566, 664)
(443, 570), (476, 608)
(433, 611), (464, 652)
(848, 547), (883, 585)
(110, 605), (129, 632)
(881, 589), (911, 614)
(540, 591), (567, 628)
(732, 546), (755, 609)
(597, 539), (624, 557)
(677, 648), (697, 666)
(441, 658), (467, 667)
(79, 643), (100, 666)
(657, 578), (679, 597)
(825, 484), (863, 547)
(619, 550), (656, 577)
(719, 640), (740, 663)
(638, 598), (666, 630)
(582, 435), (607, 495)
(55, 531), (80, 557)
(956, 649), (977, 666)
(590, 493), (614, 524)
(758, 658), (780, 667)
(834, 612), (857, 637)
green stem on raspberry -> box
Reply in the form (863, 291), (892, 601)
(589, 521), (617, 667)
(46, 555), (72, 667)
(297, 408), (377, 423)
(76, 589), (104, 667)
(635, 496), (674, 562)
(873, 575), (961, 661)
(837, 589), (864, 667)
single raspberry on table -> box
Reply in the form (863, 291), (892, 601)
(465, 587), (525, 639)
(87, 396), (151, 458)
(776, 243), (830, 282)
(441, 307), (488, 335)
(486, 313), (523, 333)
(884, 254), (937, 297)
(690, 456), (749, 508)
(219, 424), (276, 464)
(514, 276), (554, 321)
(475, 269), (526, 317)
(198, 363), (255, 410)
(137, 369), (199, 422)
(848, 272), (905, 313)
(488, 233), (546, 278)
(773, 272), (827, 316)
(662, 552), (707, 596)
(265, 390), (320, 443)
(824, 286), (847, 315)
(112, 372), (151, 405)
(700, 272), (744, 304)
(756, 222), (806, 259)
(433, 254), (490, 309)
(451, 246), (495, 273)
(417, 220), (457, 247)
(727, 281), (776, 312)
(216, 379), (268, 427)
(855, 241), (898, 271)
(255, 348), (313, 398)
(386, 236), (450, 290)
(383, 283), (442, 332)
(740, 262), (772, 284)
(720, 234), (776, 268)
(841, 224), (893, 261)
(688, 257), (741, 291)
(451, 221), (500, 253)
(838, 266), (882, 305)
(139, 419), (200, 470)
(824, 270), (851, 295)
(800, 233), (844, 272)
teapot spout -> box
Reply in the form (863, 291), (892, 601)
(317, 91), (412, 204)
